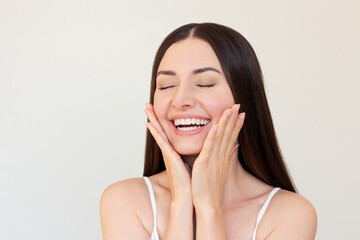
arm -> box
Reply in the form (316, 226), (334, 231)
(145, 103), (194, 240)
(192, 104), (244, 240)
(163, 196), (194, 240)
(195, 204), (227, 239)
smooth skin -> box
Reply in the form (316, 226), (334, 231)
(146, 102), (245, 240)
(100, 38), (317, 240)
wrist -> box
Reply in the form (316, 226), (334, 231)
(171, 195), (193, 209)
(170, 198), (193, 220)
(172, 187), (192, 203)
(194, 204), (226, 240)
(194, 201), (223, 217)
(193, 196), (222, 211)
(195, 204), (224, 227)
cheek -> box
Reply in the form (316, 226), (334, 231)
(203, 94), (235, 122)
(153, 93), (165, 117)
(153, 94), (171, 127)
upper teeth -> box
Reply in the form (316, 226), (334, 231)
(174, 118), (210, 126)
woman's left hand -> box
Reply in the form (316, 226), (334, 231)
(191, 104), (245, 209)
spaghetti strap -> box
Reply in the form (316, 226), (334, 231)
(143, 178), (279, 240)
(252, 187), (281, 240)
(143, 177), (160, 240)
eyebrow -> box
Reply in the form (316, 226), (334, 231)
(157, 67), (221, 77)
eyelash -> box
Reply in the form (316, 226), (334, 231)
(197, 84), (215, 88)
(158, 84), (215, 90)
(158, 86), (174, 90)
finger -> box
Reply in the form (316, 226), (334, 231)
(197, 124), (218, 164)
(144, 107), (163, 133)
(146, 122), (190, 185)
(144, 103), (159, 126)
(209, 107), (233, 161)
(145, 102), (152, 109)
(215, 108), (233, 138)
(219, 104), (240, 156)
(144, 104), (168, 141)
(226, 112), (245, 157)
(145, 122), (178, 159)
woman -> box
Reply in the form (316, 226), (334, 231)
(100, 23), (317, 240)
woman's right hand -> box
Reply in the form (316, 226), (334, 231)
(144, 103), (192, 202)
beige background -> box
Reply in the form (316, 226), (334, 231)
(0, 0), (359, 239)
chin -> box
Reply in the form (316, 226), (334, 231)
(173, 143), (202, 156)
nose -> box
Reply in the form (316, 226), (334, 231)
(171, 84), (195, 110)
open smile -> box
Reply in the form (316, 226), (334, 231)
(170, 117), (211, 134)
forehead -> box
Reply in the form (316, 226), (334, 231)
(158, 38), (222, 73)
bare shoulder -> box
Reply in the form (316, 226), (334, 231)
(270, 189), (317, 216)
(100, 177), (151, 240)
(262, 189), (317, 240)
(101, 177), (149, 206)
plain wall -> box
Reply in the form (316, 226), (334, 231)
(1, 0), (359, 239)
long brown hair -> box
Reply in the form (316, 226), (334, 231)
(143, 23), (296, 192)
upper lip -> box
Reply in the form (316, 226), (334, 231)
(169, 114), (211, 121)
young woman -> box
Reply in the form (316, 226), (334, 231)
(100, 23), (317, 240)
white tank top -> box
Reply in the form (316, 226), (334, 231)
(143, 176), (281, 240)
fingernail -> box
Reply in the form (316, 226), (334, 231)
(242, 112), (246, 119)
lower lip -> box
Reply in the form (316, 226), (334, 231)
(171, 122), (211, 136)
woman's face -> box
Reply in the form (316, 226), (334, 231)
(154, 38), (235, 156)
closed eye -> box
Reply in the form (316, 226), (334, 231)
(197, 84), (215, 88)
(158, 85), (175, 90)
